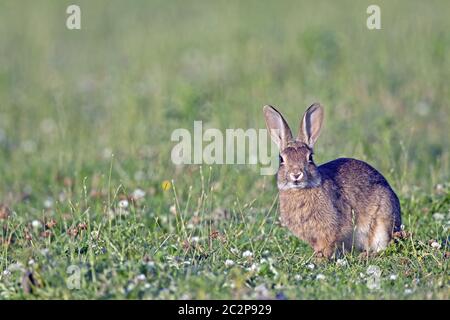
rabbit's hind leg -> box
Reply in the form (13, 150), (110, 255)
(368, 215), (392, 253)
(366, 189), (396, 253)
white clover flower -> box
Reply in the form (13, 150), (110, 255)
(118, 199), (129, 209)
(191, 236), (200, 243)
(366, 265), (382, 290)
(242, 250), (253, 258)
(307, 263), (315, 270)
(294, 274), (303, 281)
(2, 269), (11, 276)
(316, 274), (326, 280)
(169, 204), (177, 215)
(43, 198), (53, 209)
(230, 247), (239, 255)
(31, 220), (42, 229)
(389, 274), (398, 281)
(404, 288), (413, 295)
(336, 259), (347, 267)
(186, 223), (194, 229)
(225, 259), (235, 267)
(432, 213), (445, 221)
(431, 241), (441, 249)
(132, 188), (146, 200)
(246, 263), (258, 272)
(136, 274), (146, 281)
(28, 259), (35, 266)
(366, 265), (381, 276)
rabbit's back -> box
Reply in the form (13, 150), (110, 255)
(319, 158), (402, 234)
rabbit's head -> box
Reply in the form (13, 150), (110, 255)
(264, 103), (324, 190)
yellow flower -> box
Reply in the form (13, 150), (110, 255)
(161, 180), (171, 191)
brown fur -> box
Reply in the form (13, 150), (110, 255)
(264, 103), (401, 259)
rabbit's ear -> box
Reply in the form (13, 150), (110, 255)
(298, 103), (324, 148)
(263, 105), (293, 150)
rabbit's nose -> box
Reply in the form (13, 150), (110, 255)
(290, 172), (303, 181)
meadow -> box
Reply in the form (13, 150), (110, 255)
(0, 0), (448, 299)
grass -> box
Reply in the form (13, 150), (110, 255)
(0, 0), (449, 299)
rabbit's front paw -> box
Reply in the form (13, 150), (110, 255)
(313, 248), (335, 263)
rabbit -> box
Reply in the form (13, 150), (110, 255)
(263, 103), (402, 260)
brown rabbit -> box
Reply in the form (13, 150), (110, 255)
(263, 103), (401, 259)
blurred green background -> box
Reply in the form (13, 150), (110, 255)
(0, 1), (450, 193)
(0, 0), (448, 196)
(0, 0), (448, 299)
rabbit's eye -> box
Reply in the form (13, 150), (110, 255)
(279, 155), (285, 164)
(308, 154), (314, 163)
